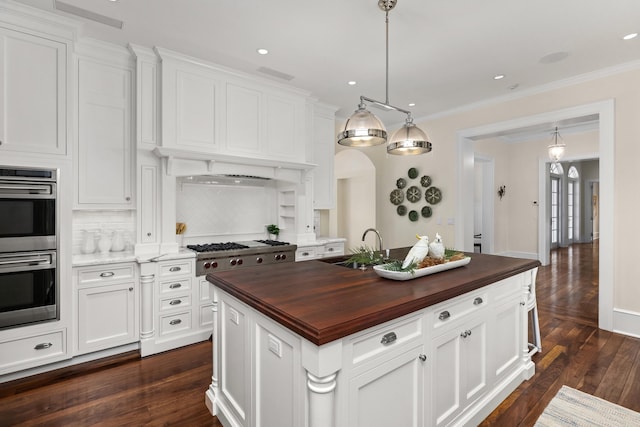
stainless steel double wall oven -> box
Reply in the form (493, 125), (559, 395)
(0, 167), (58, 329)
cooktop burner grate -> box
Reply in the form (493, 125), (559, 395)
(255, 239), (289, 246)
(187, 242), (250, 252)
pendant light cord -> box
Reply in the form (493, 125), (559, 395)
(385, 9), (390, 105)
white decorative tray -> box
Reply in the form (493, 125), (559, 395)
(373, 257), (471, 281)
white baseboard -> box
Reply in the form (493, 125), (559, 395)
(613, 308), (640, 338)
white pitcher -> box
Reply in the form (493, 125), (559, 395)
(81, 230), (96, 254)
(111, 230), (125, 252)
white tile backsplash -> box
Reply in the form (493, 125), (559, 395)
(72, 210), (136, 254)
(176, 182), (277, 242)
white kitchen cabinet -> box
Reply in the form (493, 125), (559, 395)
(431, 314), (488, 426)
(160, 50), (222, 152)
(311, 103), (338, 209)
(295, 240), (345, 261)
(74, 263), (138, 355)
(348, 343), (425, 427)
(156, 48), (308, 163)
(0, 26), (69, 156)
(76, 44), (134, 208)
(140, 257), (211, 356)
(0, 329), (68, 376)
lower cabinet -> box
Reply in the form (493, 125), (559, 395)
(139, 258), (212, 356)
(0, 329), (68, 376)
(74, 263), (138, 355)
(348, 343), (425, 427)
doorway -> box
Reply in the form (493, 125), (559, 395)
(456, 100), (614, 331)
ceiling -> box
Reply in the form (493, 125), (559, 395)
(14, 0), (640, 127)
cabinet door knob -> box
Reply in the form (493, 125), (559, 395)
(473, 297), (483, 305)
(418, 354), (427, 362)
(34, 342), (53, 350)
(380, 331), (397, 345)
(125, 196), (131, 201)
(129, 287), (133, 291)
(147, 232), (152, 237)
(439, 311), (451, 321)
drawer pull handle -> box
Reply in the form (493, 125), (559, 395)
(380, 331), (397, 345)
(439, 311), (451, 321)
(418, 354), (427, 362)
(473, 297), (483, 305)
(327, 247), (334, 252)
(169, 319), (182, 325)
(169, 283), (182, 289)
(34, 342), (52, 350)
(302, 252), (309, 256)
(100, 272), (115, 278)
(169, 266), (181, 272)
(169, 299), (182, 305)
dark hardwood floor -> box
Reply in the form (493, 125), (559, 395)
(2, 241), (639, 426)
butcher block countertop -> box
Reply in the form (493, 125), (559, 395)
(206, 248), (540, 346)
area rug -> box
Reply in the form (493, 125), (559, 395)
(535, 385), (640, 426)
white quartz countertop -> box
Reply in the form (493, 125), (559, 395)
(72, 248), (195, 267)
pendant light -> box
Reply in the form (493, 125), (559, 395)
(548, 127), (565, 163)
(337, 0), (431, 155)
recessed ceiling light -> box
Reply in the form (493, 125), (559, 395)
(257, 48), (269, 55)
(623, 33), (638, 40)
(348, 81), (357, 86)
(408, 103), (415, 107)
(494, 74), (505, 80)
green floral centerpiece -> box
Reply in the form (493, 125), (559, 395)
(345, 245), (387, 270)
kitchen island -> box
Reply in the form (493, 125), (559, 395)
(205, 249), (540, 427)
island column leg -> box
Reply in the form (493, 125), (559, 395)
(306, 371), (338, 427)
(205, 289), (219, 416)
(302, 339), (343, 427)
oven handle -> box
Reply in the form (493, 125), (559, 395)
(0, 255), (53, 269)
(0, 183), (54, 195)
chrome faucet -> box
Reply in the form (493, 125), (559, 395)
(362, 228), (384, 252)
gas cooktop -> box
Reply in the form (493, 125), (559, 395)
(187, 240), (297, 276)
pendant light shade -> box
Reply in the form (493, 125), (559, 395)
(336, 0), (432, 155)
(387, 117), (432, 155)
(548, 127), (565, 162)
(337, 103), (387, 147)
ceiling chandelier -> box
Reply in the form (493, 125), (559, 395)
(548, 127), (565, 163)
(337, 0), (432, 155)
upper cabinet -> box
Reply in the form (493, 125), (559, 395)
(156, 48), (308, 163)
(0, 24), (71, 156)
(75, 41), (134, 209)
(310, 103), (338, 209)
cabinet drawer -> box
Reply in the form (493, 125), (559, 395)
(322, 242), (344, 257)
(159, 311), (191, 336)
(159, 261), (192, 277)
(491, 274), (524, 303)
(159, 278), (191, 294)
(78, 265), (135, 286)
(432, 290), (489, 332)
(160, 295), (191, 311)
(350, 314), (423, 366)
(296, 247), (319, 261)
(0, 330), (66, 373)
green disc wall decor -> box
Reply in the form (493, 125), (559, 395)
(390, 168), (442, 222)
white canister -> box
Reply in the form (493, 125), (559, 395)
(111, 230), (125, 252)
(98, 232), (112, 254)
(81, 230), (96, 254)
